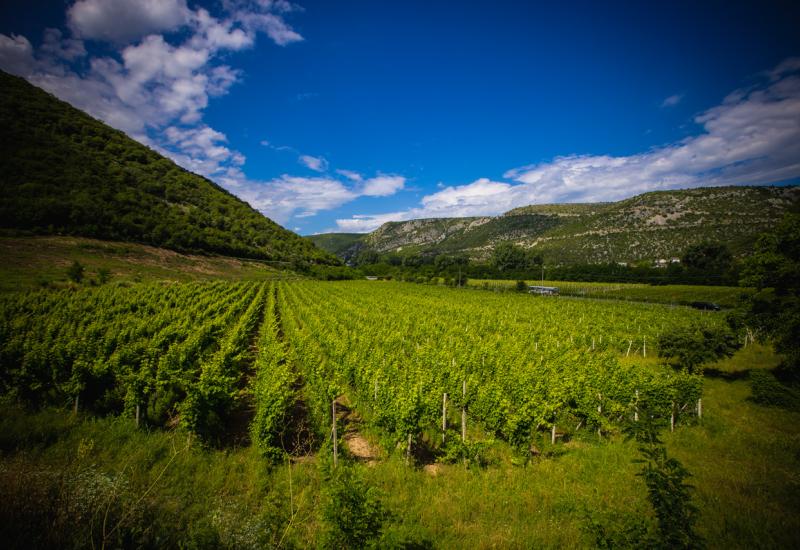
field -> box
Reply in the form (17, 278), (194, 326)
(466, 278), (753, 308)
(1, 280), (797, 548)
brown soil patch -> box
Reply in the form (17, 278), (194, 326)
(423, 463), (443, 476)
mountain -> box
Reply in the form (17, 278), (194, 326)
(312, 186), (800, 264)
(0, 70), (335, 265)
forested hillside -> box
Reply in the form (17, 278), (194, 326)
(0, 71), (335, 264)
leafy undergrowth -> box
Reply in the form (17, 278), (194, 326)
(1, 345), (799, 548)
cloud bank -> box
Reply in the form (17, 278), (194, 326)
(336, 59), (800, 232)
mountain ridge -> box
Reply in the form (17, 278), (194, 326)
(308, 185), (800, 264)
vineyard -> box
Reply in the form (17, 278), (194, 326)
(0, 280), (724, 459)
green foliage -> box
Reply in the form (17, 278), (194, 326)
(66, 260), (84, 283)
(658, 325), (740, 373)
(97, 267), (111, 284)
(624, 411), (704, 549)
(491, 241), (540, 272)
(321, 467), (387, 549)
(515, 280), (528, 292)
(682, 242), (733, 276)
(739, 213), (800, 379)
(0, 70), (336, 266)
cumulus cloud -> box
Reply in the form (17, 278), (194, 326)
(0, 0), (303, 191)
(335, 61), (800, 232)
(237, 175), (357, 223)
(660, 93), (684, 107)
(361, 175), (406, 196)
(299, 154), (328, 172)
(67, 0), (190, 44)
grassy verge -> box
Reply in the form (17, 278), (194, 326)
(0, 235), (289, 292)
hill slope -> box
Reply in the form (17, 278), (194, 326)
(0, 71), (334, 264)
(324, 186), (799, 264)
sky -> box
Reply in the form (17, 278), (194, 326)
(1, 1), (799, 235)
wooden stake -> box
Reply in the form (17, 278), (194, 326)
(73, 393), (79, 415)
(135, 403), (140, 427)
(406, 433), (412, 466)
(626, 340), (632, 357)
(643, 337), (647, 358)
(670, 401), (675, 432)
(461, 380), (467, 442)
(634, 390), (639, 422)
(551, 424), (556, 445)
(697, 398), (702, 420)
(442, 393), (447, 444)
(332, 399), (338, 467)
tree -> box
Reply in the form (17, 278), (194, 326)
(67, 260), (84, 283)
(491, 242), (527, 272)
(682, 242), (732, 282)
(739, 213), (800, 379)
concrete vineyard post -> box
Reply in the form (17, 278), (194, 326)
(551, 423), (556, 445)
(73, 394), (79, 415)
(670, 401), (675, 432)
(332, 399), (338, 467)
(406, 433), (412, 466)
(442, 392), (447, 444)
(461, 380), (466, 442)
(697, 398), (702, 420)
(634, 390), (639, 422)
(135, 403), (140, 427)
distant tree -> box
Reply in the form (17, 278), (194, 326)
(682, 242), (732, 280)
(354, 249), (380, 265)
(67, 260), (84, 283)
(491, 242), (527, 272)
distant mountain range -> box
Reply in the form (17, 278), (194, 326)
(309, 186), (800, 264)
(0, 70), (335, 265)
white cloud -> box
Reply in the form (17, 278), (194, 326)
(67, 0), (191, 44)
(335, 61), (800, 233)
(238, 175), (358, 223)
(361, 175), (405, 196)
(0, 0), (304, 205)
(661, 93), (684, 108)
(0, 34), (34, 75)
(336, 169), (363, 181)
(299, 154), (328, 172)
(336, 212), (411, 233)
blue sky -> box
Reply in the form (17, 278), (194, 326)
(1, 1), (799, 234)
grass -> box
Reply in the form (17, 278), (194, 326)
(1, 344), (798, 548)
(0, 235), (291, 292)
(466, 278), (753, 308)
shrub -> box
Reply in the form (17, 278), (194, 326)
(321, 467), (386, 549)
(67, 260), (84, 283)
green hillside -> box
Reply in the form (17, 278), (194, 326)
(306, 232), (365, 258)
(343, 186), (799, 264)
(0, 71), (335, 265)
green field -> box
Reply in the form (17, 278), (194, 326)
(1, 280), (797, 548)
(467, 278), (753, 308)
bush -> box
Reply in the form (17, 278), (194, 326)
(321, 467), (386, 549)
(515, 280), (527, 292)
(67, 260), (84, 283)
